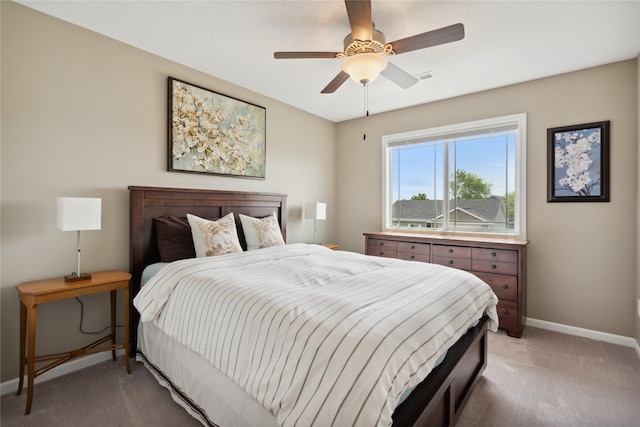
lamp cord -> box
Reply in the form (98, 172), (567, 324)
(75, 297), (124, 334)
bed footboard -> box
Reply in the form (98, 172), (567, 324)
(392, 316), (488, 427)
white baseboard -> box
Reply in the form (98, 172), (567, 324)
(526, 317), (640, 359)
(1, 349), (126, 396)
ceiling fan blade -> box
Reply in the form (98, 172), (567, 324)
(345, 0), (372, 41)
(390, 23), (465, 55)
(274, 52), (340, 59)
(380, 62), (419, 89)
(321, 71), (350, 94)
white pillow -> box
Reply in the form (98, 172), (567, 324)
(186, 213), (243, 257)
(239, 212), (285, 251)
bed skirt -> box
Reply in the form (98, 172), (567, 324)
(137, 321), (278, 427)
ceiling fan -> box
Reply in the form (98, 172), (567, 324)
(274, 0), (465, 94)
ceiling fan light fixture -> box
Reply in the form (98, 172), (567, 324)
(342, 53), (388, 85)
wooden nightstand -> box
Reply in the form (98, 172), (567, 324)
(320, 243), (339, 250)
(15, 270), (131, 415)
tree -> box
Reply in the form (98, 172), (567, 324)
(451, 170), (492, 199)
(411, 193), (428, 200)
(501, 191), (516, 226)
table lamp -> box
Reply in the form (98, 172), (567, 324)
(57, 197), (102, 282)
(304, 202), (326, 244)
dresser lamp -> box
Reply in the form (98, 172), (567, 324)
(304, 202), (326, 244)
(57, 197), (102, 282)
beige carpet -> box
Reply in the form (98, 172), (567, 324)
(457, 327), (640, 427)
(1, 357), (202, 427)
(2, 327), (639, 426)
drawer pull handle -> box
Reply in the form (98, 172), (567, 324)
(410, 255), (415, 260)
(410, 245), (415, 250)
(502, 284), (509, 289)
(502, 309), (509, 315)
(448, 260), (454, 265)
(378, 251), (384, 256)
(378, 242), (384, 247)
(491, 252), (497, 257)
(448, 249), (453, 254)
(491, 264), (497, 269)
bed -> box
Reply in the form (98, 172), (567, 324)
(128, 186), (498, 427)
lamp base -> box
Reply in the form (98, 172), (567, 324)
(64, 272), (92, 283)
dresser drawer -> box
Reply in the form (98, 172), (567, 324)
(474, 272), (517, 301)
(496, 300), (518, 326)
(432, 256), (472, 270)
(396, 241), (430, 255)
(471, 259), (518, 275)
(367, 239), (397, 258)
(397, 251), (430, 262)
(432, 245), (472, 259)
(368, 249), (397, 258)
(472, 248), (517, 263)
(397, 241), (430, 262)
(368, 239), (397, 251)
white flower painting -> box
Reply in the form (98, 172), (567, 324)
(169, 78), (266, 178)
(548, 121), (609, 202)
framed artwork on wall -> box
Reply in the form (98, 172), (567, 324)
(168, 77), (266, 178)
(547, 121), (610, 202)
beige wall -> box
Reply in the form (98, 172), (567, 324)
(0, 2), (336, 382)
(2, 1), (639, 385)
(336, 60), (638, 338)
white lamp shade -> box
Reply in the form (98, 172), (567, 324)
(304, 202), (326, 221)
(342, 53), (388, 84)
(57, 197), (102, 231)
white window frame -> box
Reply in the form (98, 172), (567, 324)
(382, 113), (527, 240)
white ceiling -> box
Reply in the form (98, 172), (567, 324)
(17, 1), (640, 123)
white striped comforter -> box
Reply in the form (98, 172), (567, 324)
(134, 244), (498, 427)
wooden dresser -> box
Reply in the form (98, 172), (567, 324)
(364, 232), (527, 338)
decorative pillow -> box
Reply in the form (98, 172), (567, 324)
(239, 212), (285, 251)
(153, 216), (195, 262)
(186, 213), (243, 257)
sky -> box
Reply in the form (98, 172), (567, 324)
(391, 131), (516, 202)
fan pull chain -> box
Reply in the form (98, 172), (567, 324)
(363, 83), (369, 141)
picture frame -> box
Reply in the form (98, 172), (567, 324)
(168, 77), (266, 178)
(547, 121), (610, 202)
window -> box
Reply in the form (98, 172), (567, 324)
(382, 113), (526, 239)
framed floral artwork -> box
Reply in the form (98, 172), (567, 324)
(547, 121), (610, 202)
(168, 77), (266, 178)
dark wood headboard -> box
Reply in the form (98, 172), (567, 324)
(128, 185), (287, 355)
